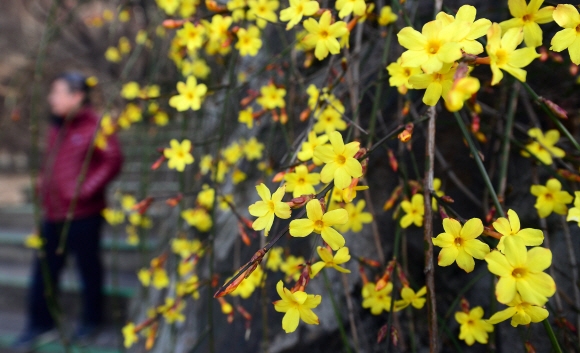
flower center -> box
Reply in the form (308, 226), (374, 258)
(297, 177), (305, 185)
(511, 267), (527, 279)
(319, 30), (329, 39)
(544, 193), (553, 201)
(296, 4), (303, 12)
(267, 200), (276, 212)
(576, 24), (580, 33)
(522, 14), (532, 22)
(495, 49), (508, 66)
(426, 40), (440, 54)
(336, 154), (346, 165)
(454, 237), (463, 247)
(313, 219), (324, 232)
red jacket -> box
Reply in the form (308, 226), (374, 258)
(39, 106), (123, 221)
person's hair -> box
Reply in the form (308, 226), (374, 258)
(52, 71), (91, 105)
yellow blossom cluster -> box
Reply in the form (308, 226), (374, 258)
(388, 1), (580, 113)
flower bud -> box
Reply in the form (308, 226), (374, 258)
(286, 194), (315, 208)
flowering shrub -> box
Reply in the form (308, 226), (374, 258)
(43, 0), (580, 350)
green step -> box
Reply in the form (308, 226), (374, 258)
(0, 334), (122, 353)
(0, 229), (157, 252)
(0, 271), (135, 299)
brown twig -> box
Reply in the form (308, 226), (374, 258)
(423, 106), (439, 352)
(560, 216), (580, 344)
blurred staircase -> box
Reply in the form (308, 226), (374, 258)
(0, 204), (150, 352)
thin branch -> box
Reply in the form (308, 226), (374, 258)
(423, 106), (439, 353)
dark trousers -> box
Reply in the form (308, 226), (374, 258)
(26, 214), (104, 330)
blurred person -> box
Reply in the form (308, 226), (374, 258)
(12, 72), (123, 349)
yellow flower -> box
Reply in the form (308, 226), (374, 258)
(243, 137), (265, 160)
(182, 58), (211, 79)
(181, 208), (213, 232)
(164, 139), (194, 172)
(24, 233), (43, 249)
(232, 169), (247, 184)
(156, 0), (180, 15)
(530, 178), (573, 218)
(485, 236), (556, 305)
(432, 218), (490, 273)
(289, 199), (348, 250)
(337, 200), (372, 233)
(135, 30), (148, 45)
(102, 208), (125, 225)
(500, 0), (554, 47)
(280, 0), (319, 30)
(284, 165), (320, 197)
(280, 255), (305, 281)
(273, 280), (321, 333)
(105, 46), (122, 62)
(180, 0), (200, 18)
(227, 0), (247, 22)
(302, 11), (348, 61)
(550, 4), (580, 64)
(455, 307), (494, 345)
(445, 76), (480, 112)
(159, 298), (186, 323)
(314, 131), (363, 189)
(387, 57), (422, 94)
(126, 226), (139, 245)
(521, 128), (566, 165)
(122, 322), (138, 348)
(313, 106), (347, 134)
(238, 107), (254, 128)
(141, 85), (160, 99)
(118, 37), (131, 54)
(151, 268), (169, 289)
(236, 26), (263, 56)
(197, 185), (215, 210)
(310, 246), (351, 277)
(431, 177), (445, 209)
(121, 82), (140, 100)
(248, 183), (291, 236)
(362, 281), (393, 315)
(397, 19), (468, 74)
(169, 76), (208, 111)
(400, 193), (424, 228)
(335, 0), (366, 19)
(172, 238), (204, 258)
(378, 6), (398, 26)
(121, 195), (136, 211)
(486, 293), (549, 327)
(567, 191), (580, 226)
(153, 111), (169, 126)
(493, 209), (543, 252)
(199, 154), (213, 175)
(408, 63), (458, 106)
(297, 131), (329, 165)
(129, 213), (152, 228)
(231, 266), (264, 298)
(436, 5), (491, 55)
(257, 83), (286, 109)
(486, 23), (540, 85)
(177, 22), (206, 51)
(394, 286), (427, 311)
(339, 184), (368, 204)
(266, 246), (284, 271)
(222, 141), (243, 164)
(119, 9), (131, 22)
(247, 0), (279, 28)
